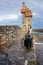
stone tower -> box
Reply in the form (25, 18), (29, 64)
(21, 2), (32, 33)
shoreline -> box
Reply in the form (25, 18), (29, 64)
(34, 34), (43, 43)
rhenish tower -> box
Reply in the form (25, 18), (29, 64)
(21, 2), (32, 33)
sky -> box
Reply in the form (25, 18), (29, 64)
(0, 0), (43, 29)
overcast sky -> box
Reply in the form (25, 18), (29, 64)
(0, 0), (43, 29)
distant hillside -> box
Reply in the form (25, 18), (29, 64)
(32, 29), (43, 32)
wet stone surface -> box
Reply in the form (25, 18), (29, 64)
(35, 44), (43, 65)
(8, 39), (36, 62)
(0, 39), (36, 65)
(0, 54), (12, 65)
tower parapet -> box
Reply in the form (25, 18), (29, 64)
(25, 10), (32, 17)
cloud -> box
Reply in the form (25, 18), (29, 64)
(33, 12), (37, 16)
(32, 12), (39, 18)
(0, 13), (21, 22)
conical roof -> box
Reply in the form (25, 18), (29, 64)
(21, 2), (26, 13)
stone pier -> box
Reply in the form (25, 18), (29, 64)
(7, 34), (36, 65)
